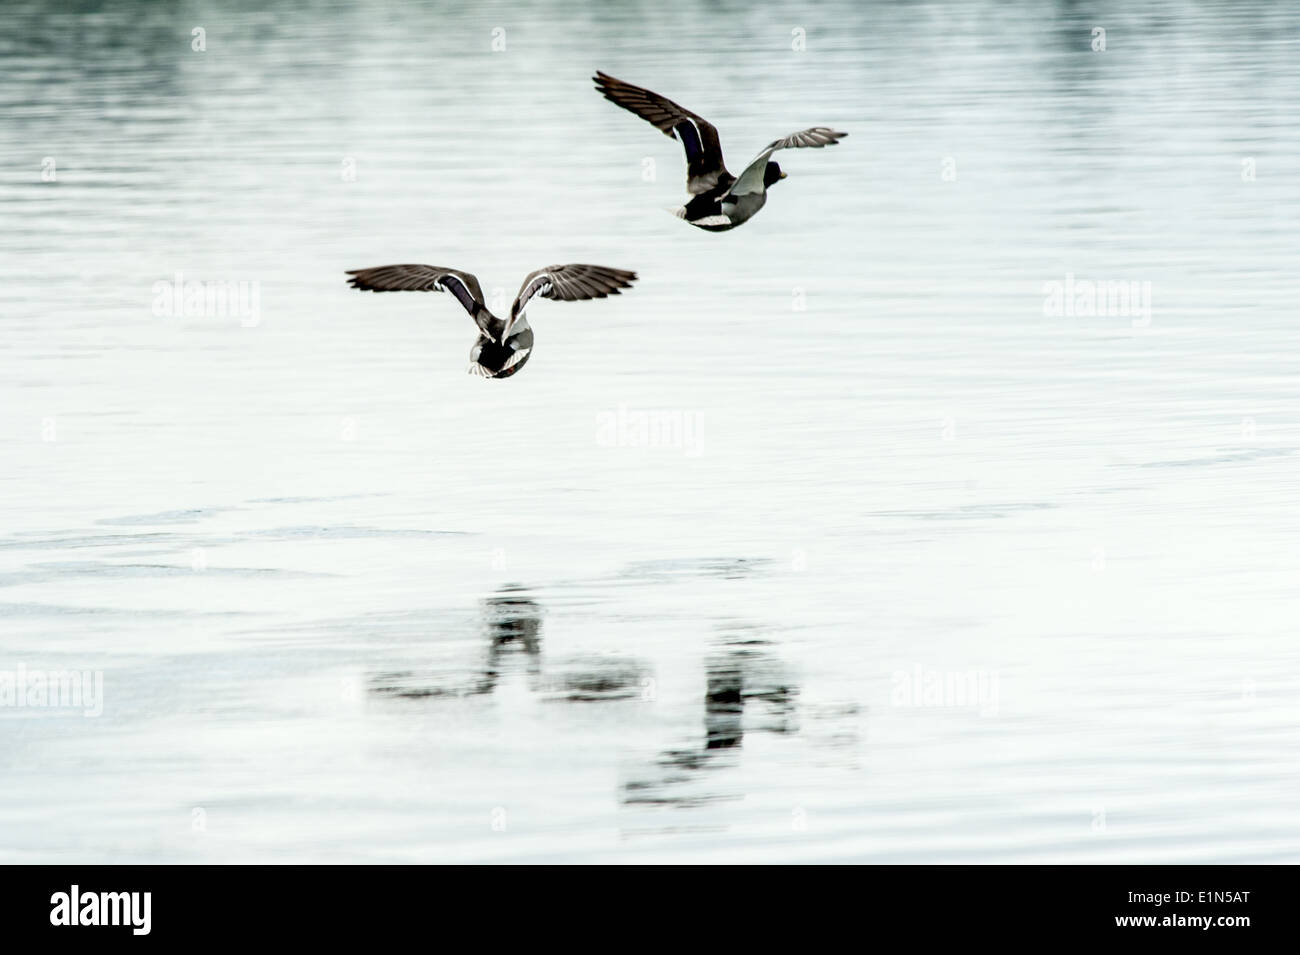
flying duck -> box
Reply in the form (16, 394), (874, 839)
(593, 70), (847, 232)
(345, 263), (637, 378)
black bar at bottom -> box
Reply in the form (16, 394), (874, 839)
(1, 864), (1288, 941)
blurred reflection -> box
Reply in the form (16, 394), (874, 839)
(622, 635), (798, 809)
(368, 586), (649, 702)
(367, 585), (542, 699)
(540, 656), (651, 703)
(482, 584), (544, 686)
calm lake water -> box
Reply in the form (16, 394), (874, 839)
(1, 0), (1298, 863)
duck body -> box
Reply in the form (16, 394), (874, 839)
(678, 181), (768, 232)
(469, 320), (534, 379)
(345, 263), (634, 380)
(594, 71), (845, 233)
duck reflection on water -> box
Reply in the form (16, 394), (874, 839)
(622, 635), (798, 808)
(368, 586), (649, 702)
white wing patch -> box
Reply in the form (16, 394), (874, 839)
(689, 214), (732, 227)
(501, 347), (530, 372)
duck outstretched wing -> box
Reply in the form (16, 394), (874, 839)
(727, 127), (848, 196)
(594, 71), (733, 195)
(346, 264), (498, 339)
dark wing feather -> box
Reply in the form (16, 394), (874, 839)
(346, 264), (491, 332)
(593, 71), (731, 195)
(511, 264), (638, 317)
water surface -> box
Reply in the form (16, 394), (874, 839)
(1, 0), (1298, 862)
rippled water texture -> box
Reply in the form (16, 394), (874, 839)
(1, 0), (1298, 862)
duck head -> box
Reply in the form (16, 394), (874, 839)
(763, 161), (788, 188)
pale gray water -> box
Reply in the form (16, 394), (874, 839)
(1, 0), (1298, 863)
